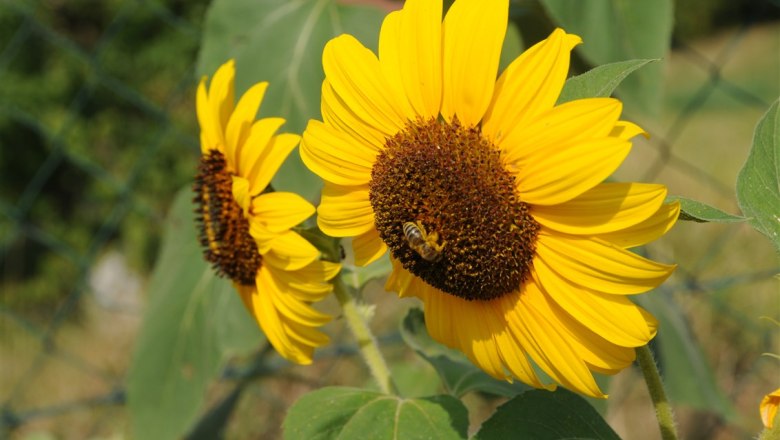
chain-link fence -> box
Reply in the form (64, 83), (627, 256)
(1, 0), (778, 438)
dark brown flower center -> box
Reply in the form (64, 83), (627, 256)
(369, 118), (539, 301)
(193, 149), (261, 286)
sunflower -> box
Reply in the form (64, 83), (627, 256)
(193, 60), (340, 365)
(300, 0), (680, 397)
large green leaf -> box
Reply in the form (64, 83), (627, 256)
(400, 308), (531, 398)
(283, 387), (468, 440)
(474, 389), (620, 440)
(666, 196), (746, 223)
(558, 59), (655, 104)
(737, 99), (780, 252)
(127, 187), (265, 440)
(638, 293), (736, 420)
(542, 0), (672, 116)
(197, 0), (385, 201)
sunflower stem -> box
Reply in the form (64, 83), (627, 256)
(637, 344), (679, 440)
(333, 277), (399, 396)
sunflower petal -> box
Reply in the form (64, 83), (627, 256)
(612, 120), (648, 140)
(536, 232), (676, 295)
(533, 260), (655, 347)
(225, 82), (268, 168)
(516, 137), (631, 205)
(500, 98), (622, 163)
(507, 279), (606, 398)
(262, 230), (320, 271)
(596, 201), (680, 248)
(352, 228), (388, 267)
(322, 80), (387, 152)
(380, 0), (443, 119)
(250, 192), (314, 233)
(248, 133), (299, 195)
(301, 120), (375, 186)
(531, 182), (667, 235)
(239, 117), (285, 181)
(197, 78), (221, 153)
(441, 0), (507, 126)
(323, 34), (408, 134)
(209, 60), (236, 139)
(483, 28), (581, 142)
(318, 182), (374, 237)
(271, 260), (340, 302)
(253, 268), (310, 364)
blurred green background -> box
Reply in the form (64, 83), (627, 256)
(1, 0), (778, 439)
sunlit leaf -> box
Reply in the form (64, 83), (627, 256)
(400, 308), (531, 398)
(197, 0), (386, 201)
(474, 389), (620, 440)
(559, 59), (656, 104)
(667, 196), (747, 223)
(542, 0), (672, 116)
(127, 187), (265, 440)
(283, 387), (468, 440)
(736, 99), (780, 251)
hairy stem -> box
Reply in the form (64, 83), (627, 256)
(333, 277), (399, 395)
(637, 344), (679, 440)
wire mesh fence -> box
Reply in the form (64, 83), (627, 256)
(1, 0), (778, 438)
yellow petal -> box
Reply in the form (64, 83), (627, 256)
(515, 137), (631, 206)
(238, 117), (285, 180)
(271, 260), (340, 302)
(611, 120), (648, 140)
(253, 267), (311, 364)
(533, 259), (655, 346)
(262, 230), (319, 271)
(535, 232), (676, 295)
(300, 120), (375, 186)
(500, 98), (622, 163)
(225, 81), (268, 169)
(352, 228), (388, 267)
(323, 34), (407, 135)
(209, 60), (236, 139)
(531, 182), (667, 235)
(231, 175), (251, 214)
(493, 325), (553, 390)
(760, 388), (780, 428)
(322, 80), (387, 152)
(380, 0), (443, 119)
(483, 28), (581, 142)
(197, 78), (221, 153)
(248, 133), (300, 195)
(250, 192), (315, 233)
(505, 279), (606, 398)
(595, 201), (680, 248)
(318, 182), (375, 237)
(265, 267), (332, 327)
(441, 0), (507, 126)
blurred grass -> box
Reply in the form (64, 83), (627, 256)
(0, 0), (778, 439)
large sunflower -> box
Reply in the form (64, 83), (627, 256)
(194, 60), (340, 365)
(300, 0), (679, 397)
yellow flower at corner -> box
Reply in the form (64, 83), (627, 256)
(193, 60), (340, 365)
(300, 0), (679, 397)
(761, 388), (780, 429)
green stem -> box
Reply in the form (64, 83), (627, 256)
(636, 345), (679, 440)
(333, 277), (399, 395)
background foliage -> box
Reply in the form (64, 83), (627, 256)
(1, 0), (778, 439)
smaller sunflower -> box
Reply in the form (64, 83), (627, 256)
(193, 60), (340, 365)
(761, 388), (780, 429)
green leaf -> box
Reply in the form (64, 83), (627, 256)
(542, 0), (672, 116)
(638, 293), (737, 420)
(737, 99), (780, 251)
(400, 308), (531, 398)
(341, 253), (392, 292)
(667, 196), (747, 223)
(127, 187), (266, 440)
(283, 387), (468, 440)
(558, 59), (656, 104)
(474, 389), (620, 440)
(197, 0), (385, 202)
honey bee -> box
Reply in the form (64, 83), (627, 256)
(403, 221), (446, 262)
